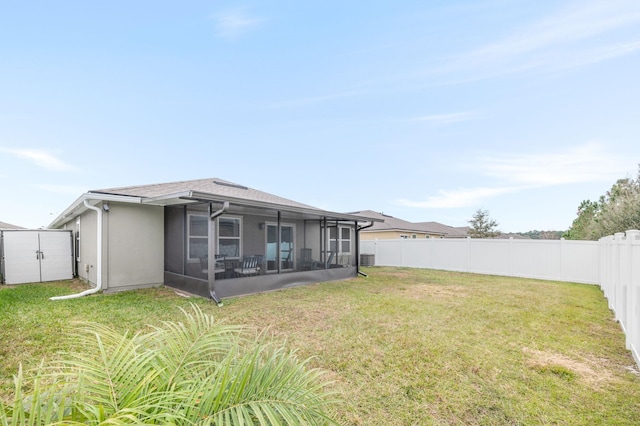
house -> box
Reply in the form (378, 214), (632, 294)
(415, 222), (468, 238)
(0, 221), (25, 230)
(351, 210), (469, 239)
(49, 178), (380, 302)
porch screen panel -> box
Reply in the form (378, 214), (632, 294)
(164, 206), (186, 274)
(329, 227), (338, 253)
(281, 225), (294, 270)
(219, 217), (240, 259)
(341, 227), (351, 253)
(188, 215), (208, 260)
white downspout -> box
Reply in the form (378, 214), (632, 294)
(50, 199), (103, 300)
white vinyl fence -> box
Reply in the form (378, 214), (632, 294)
(360, 232), (640, 365)
(360, 237), (600, 284)
(598, 231), (640, 365)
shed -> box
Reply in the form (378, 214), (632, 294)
(0, 230), (74, 285)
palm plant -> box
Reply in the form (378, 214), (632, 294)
(1, 304), (338, 425)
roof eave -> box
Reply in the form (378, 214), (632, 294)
(182, 191), (382, 222)
(50, 189), (382, 229)
(48, 193), (144, 229)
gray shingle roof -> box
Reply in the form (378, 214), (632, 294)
(91, 178), (322, 212)
(350, 210), (449, 236)
(49, 178), (382, 229)
(415, 222), (468, 238)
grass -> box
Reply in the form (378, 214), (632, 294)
(2, 267), (640, 425)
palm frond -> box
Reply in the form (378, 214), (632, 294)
(142, 304), (241, 390)
(2, 303), (338, 425)
(183, 334), (338, 425)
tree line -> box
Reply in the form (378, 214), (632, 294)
(564, 166), (640, 240)
(467, 209), (564, 239)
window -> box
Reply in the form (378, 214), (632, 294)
(412, 234), (417, 239)
(329, 226), (352, 254)
(188, 214), (208, 260)
(329, 227), (338, 251)
(341, 227), (351, 253)
(218, 216), (241, 259)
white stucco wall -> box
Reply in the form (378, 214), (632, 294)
(104, 202), (164, 291)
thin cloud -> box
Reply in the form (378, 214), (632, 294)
(558, 39), (640, 71)
(396, 142), (628, 209)
(397, 186), (524, 209)
(1, 148), (77, 172)
(413, 111), (479, 125)
(476, 142), (625, 186)
(470, 1), (640, 59)
(447, 0), (640, 78)
(270, 89), (365, 108)
(211, 10), (268, 39)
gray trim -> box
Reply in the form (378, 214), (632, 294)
(0, 231), (4, 283)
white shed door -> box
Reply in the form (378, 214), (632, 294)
(3, 231), (41, 284)
(39, 232), (73, 282)
(3, 231), (73, 285)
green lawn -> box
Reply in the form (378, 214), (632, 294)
(2, 267), (640, 425)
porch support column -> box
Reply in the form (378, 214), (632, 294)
(354, 220), (360, 271)
(356, 219), (374, 277)
(321, 217), (327, 265)
(277, 210), (281, 274)
(208, 202), (228, 305)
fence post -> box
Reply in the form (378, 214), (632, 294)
(625, 230), (640, 352)
(374, 238), (378, 263)
(560, 238), (566, 283)
(508, 237), (513, 276)
(466, 237), (471, 272)
(613, 233), (625, 320)
(603, 235), (615, 301)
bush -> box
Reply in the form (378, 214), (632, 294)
(0, 304), (337, 425)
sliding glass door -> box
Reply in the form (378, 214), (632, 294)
(265, 223), (295, 272)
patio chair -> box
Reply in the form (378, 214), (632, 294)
(214, 254), (226, 276)
(312, 251), (335, 269)
(299, 248), (313, 270)
(254, 254), (264, 275)
(234, 255), (260, 277)
(201, 255), (226, 277)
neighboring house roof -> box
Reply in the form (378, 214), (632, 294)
(0, 221), (25, 230)
(50, 178), (381, 228)
(415, 221), (468, 238)
(349, 210), (448, 237)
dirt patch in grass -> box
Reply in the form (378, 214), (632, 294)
(403, 284), (469, 300)
(524, 347), (615, 389)
(375, 270), (415, 280)
(378, 283), (469, 301)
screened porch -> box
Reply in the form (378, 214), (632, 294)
(163, 201), (366, 300)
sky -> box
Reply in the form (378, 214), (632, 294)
(1, 1), (639, 232)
